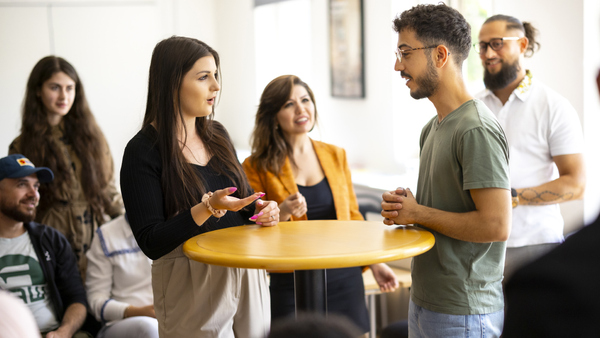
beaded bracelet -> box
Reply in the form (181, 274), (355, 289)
(202, 192), (226, 218)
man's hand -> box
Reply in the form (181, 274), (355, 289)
(381, 186), (511, 243)
(45, 303), (86, 338)
(381, 187), (418, 226)
(45, 328), (70, 338)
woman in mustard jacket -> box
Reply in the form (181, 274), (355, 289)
(243, 75), (398, 333)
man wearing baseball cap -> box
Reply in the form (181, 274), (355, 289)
(0, 154), (89, 337)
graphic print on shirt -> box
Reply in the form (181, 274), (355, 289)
(0, 254), (46, 303)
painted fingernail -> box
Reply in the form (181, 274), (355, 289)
(258, 193), (265, 198)
(229, 187), (237, 193)
(250, 215), (258, 220)
(256, 222), (262, 225)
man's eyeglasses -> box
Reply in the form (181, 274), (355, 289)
(395, 45), (438, 63)
(474, 37), (520, 54)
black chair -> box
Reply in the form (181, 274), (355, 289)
(356, 193), (382, 219)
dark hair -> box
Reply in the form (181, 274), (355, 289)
(247, 75), (318, 175)
(268, 313), (361, 338)
(392, 3), (471, 64)
(484, 14), (540, 57)
(143, 36), (250, 218)
(16, 56), (112, 223)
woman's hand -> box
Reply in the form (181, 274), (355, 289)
(279, 192), (307, 221)
(209, 187), (265, 212)
(250, 199), (279, 227)
(369, 263), (399, 293)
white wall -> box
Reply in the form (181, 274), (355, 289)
(311, 0), (403, 173)
(212, 0), (257, 146)
(0, 0), (255, 187)
(0, 0), (598, 229)
(0, 1), (165, 177)
(250, 0), (405, 175)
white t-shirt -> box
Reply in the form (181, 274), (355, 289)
(476, 72), (584, 247)
(0, 232), (59, 332)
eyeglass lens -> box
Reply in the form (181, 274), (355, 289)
(477, 38), (504, 54)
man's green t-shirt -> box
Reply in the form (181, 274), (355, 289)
(411, 99), (510, 315)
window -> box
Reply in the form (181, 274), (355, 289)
(254, 0), (312, 101)
(458, 0), (494, 94)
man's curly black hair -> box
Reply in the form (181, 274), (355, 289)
(393, 3), (471, 64)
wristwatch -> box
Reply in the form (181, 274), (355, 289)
(511, 188), (519, 208)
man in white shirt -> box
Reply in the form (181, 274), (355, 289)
(475, 15), (586, 282)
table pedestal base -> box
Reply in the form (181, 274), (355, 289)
(294, 269), (327, 315)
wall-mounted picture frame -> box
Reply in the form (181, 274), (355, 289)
(329, 0), (365, 98)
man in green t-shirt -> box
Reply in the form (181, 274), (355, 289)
(382, 4), (512, 337)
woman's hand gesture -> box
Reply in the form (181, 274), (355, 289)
(250, 199), (280, 227)
(279, 192), (307, 221)
(209, 187), (264, 212)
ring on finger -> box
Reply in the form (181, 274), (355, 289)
(271, 215), (275, 220)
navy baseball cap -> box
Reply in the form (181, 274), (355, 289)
(0, 154), (54, 183)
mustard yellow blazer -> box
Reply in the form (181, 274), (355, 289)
(242, 139), (363, 221)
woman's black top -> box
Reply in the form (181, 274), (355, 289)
(297, 177), (337, 220)
(269, 177), (369, 333)
(120, 125), (254, 260)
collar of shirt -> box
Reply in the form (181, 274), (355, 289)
(513, 70), (533, 101)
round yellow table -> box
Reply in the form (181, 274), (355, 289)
(183, 220), (434, 314)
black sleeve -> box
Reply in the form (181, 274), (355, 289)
(120, 130), (201, 260)
(51, 228), (87, 309)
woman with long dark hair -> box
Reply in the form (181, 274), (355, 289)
(9, 56), (124, 279)
(120, 36), (279, 337)
(242, 75), (398, 334)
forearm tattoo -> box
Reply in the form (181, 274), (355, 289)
(519, 188), (574, 205)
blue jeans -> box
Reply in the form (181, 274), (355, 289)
(408, 299), (503, 338)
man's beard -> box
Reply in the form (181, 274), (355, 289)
(0, 198), (37, 223)
(404, 57), (439, 100)
(483, 58), (520, 91)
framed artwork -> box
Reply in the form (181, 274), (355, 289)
(329, 0), (365, 98)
